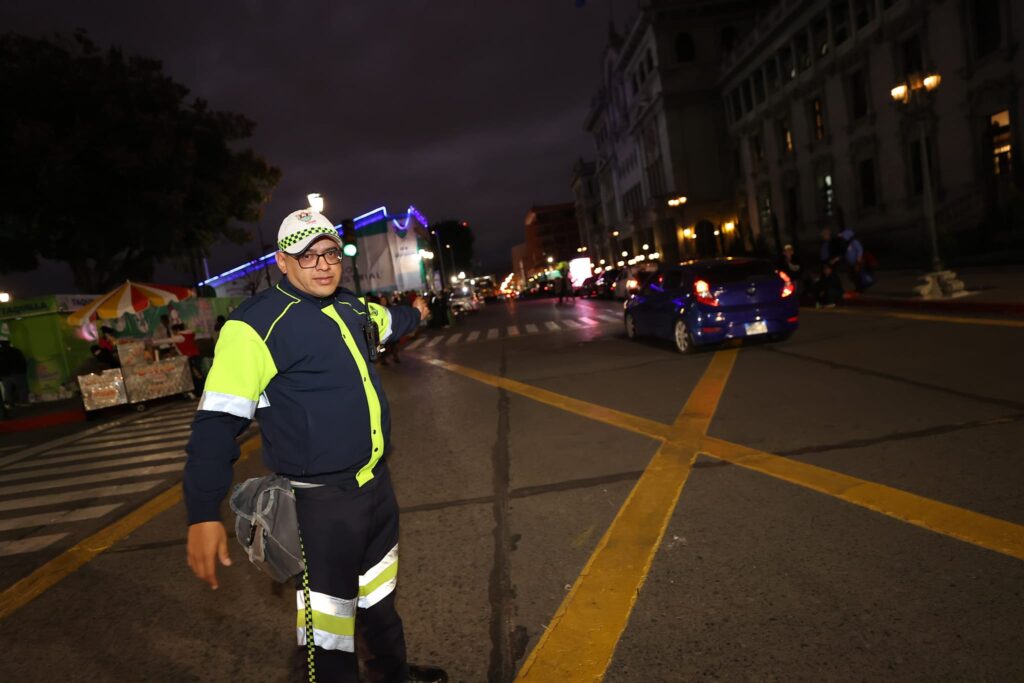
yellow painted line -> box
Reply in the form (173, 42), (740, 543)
(698, 436), (1024, 561)
(812, 307), (1024, 329)
(515, 352), (736, 683)
(422, 357), (674, 441)
(0, 436), (260, 622)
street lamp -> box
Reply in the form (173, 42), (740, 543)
(0, 292), (10, 303)
(667, 196), (688, 207)
(307, 193), (324, 213)
(546, 256), (554, 264)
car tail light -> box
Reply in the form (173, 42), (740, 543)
(787, 315), (799, 323)
(626, 278), (638, 290)
(693, 279), (718, 306)
(779, 270), (795, 298)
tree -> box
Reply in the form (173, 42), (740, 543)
(0, 32), (282, 292)
(430, 219), (475, 274)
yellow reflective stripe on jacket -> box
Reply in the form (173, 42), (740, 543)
(366, 301), (394, 342)
(319, 305), (385, 485)
(201, 320), (278, 416)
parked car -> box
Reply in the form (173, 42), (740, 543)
(592, 268), (620, 299)
(623, 257), (799, 353)
(576, 275), (598, 298)
(613, 263), (658, 300)
(450, 285), (481, 317)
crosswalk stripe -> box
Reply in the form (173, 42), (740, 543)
(75, 424), (192, 444)
(405, 338), (426, 350)
(12, 440), (190, 468)
(545, 321), (560, 331)
(0, 445), (22, 454)
(0, 450), (185, 484)
(578, 317), (599, 326)
(446, 333), (463, 345)
(46, 429), (192, 455)
(0, 533), (68, 557)
(525, 324), (539, 334)
(507, 326), (520, 337)
(0, 504), (122, 533)
(0, 463), (184, 498)
(99, 414), (195, 434)
(0, 481), (164, 513)
(426, 336), (444, 348)
(466, 331), (480, 343)
(601, 312), (621, 322)
(486, 329), (499, 340)
(562, 319), (584, 328)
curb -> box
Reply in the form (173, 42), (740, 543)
(843, 293), (1024, 317)
(0, 409), (86, 433)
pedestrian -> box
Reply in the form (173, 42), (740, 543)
(0, 338), (28, 407)
(171, 322), (205, 389)
(838, 227), (875, 292)
(814, 226), (845, 307)
(183, 208), (445, 683)
(98, 326), (121, 366)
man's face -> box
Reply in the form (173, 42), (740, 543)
(275, 236), (342, 298)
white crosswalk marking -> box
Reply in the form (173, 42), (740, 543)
(579, 317), (599, 326)
(446, 333), (463, 345)
(0, 481), (163, 513)
(507, 326), (520, 337)
(545, 321), (560, 331)
(46, 429), (191, 455)
(99, 414), (195, 434)
(486, 329), (499, 340)
(0, 450), (185, 484)
(0, 463), (185, 498)
(466, 331), (480, 343)
(405, 338), (426, 350)
(562, 319), (584, 328)
(0, 533), (68, 557)
(18, 440), (190, 467)
(0, 445), (22, 454)
(525, 323), (539, 334)
(426, 336), (444, 348)
(0, 504), (122, 533)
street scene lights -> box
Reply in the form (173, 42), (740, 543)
(666, 196), (687, 207)
(890, 71), (965, 297)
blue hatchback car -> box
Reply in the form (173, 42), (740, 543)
(623, 258), (799, 353)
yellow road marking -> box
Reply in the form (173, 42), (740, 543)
(698, 436), (1024, 561)
(0, 436), (260, 622)
(811, 307), (1024, 329)
(423, 357), (674, 441)
(515, 352), (736, 682)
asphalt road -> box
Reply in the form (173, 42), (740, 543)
(0, 295), (1021, 682)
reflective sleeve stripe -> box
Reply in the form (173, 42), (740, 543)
(197, 391), (258, 419)
(297, 589), (356, 618)
(204, 320), (278, 402)
(366, 302), (394, 343)
(320, 306), (385, 486)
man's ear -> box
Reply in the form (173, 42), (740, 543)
(275, 252), (288, 275)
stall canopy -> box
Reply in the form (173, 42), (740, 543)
(68, 281), (193, 326)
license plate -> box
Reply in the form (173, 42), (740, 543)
(745, 321), (768, 336)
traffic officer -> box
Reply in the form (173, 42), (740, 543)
(184, 208), (446, 683)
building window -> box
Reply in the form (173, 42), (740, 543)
(676, 33), (696, 62)
(848, 69), (870, 120)
(991, 110), (1013, 176)
(854, 0), (875, 29)
(751, 134), (765, 164)
(972, 0), (1002, 59)
(810, 97), (826, 141)
(765, 59), (780, 93)
(858, 158), (878, 207)
(779, 117), (794, 155)
(812, 13), (829, 58)
(758, 188), (773, 228)
(752, 71), (766, 104)
(899, 34), (924, 79)
(831, 1), (850, 44)
(742, 80), (753, 113)
(730, 90), (743, 120)
(794, 32), (811, 71)
(779, 45), (795, 82)
(817, 172), (836, 216)
(721, 26), (738, 54)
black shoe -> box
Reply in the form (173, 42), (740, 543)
(405, 664), (448, 682)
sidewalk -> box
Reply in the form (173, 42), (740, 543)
(842, 264), (1024, 316)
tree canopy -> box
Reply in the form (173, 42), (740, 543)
(0, 31), (282, 292)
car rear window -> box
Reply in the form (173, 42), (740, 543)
(695, 260), (775, 284)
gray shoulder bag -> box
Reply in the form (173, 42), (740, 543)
(229, 475), (305, 583)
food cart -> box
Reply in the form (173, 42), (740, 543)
(77, 338), (194, 412)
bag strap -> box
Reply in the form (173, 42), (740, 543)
(300, 534), (316, 683)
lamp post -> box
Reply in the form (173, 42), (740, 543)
(890, 73), (965, 297)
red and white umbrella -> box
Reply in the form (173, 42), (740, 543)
(67, 281), (194, 326)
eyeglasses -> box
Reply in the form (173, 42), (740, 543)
(293, 248), (342, 269)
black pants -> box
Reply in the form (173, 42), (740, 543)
(294, 464), (408, 682)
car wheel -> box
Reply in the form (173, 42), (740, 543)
(625, 313), (638, 340)
(673, 318), (694, 354)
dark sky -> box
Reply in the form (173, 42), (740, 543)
(1, 0), (623, 296)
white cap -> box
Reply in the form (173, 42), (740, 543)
(277, 210), (343, 255)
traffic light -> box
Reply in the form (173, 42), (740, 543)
(343, 243), (357, 257)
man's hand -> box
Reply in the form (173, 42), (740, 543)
(412, 297), (430, 321)
(187, 521), (232, 590)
